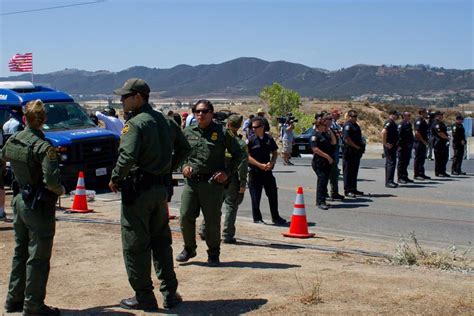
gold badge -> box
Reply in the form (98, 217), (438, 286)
(47, 148), (57, 160)
(211, 132), (218, 141)
(121, 124), (130, 135)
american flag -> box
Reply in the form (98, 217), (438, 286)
(8, 53), (33, 72)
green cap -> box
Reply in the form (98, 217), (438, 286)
(227, 114), (243, 128)
(114, 78), (150, 96)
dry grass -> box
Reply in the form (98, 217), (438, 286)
(295, 273), (323, 305)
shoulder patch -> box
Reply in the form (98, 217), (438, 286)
(211, 132), (218, 141)
(416, 121), (421, 125)
(344, 125), (350, 131)
(453, 126), (456, 131)
(311, 136), (317, 141)
(121, 124), (130, 135)
(384, 122), (390, 128)
(435, 124), (440, 129)
(47, 147), (57, 160)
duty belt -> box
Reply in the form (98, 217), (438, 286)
(189, 173), (213, 182)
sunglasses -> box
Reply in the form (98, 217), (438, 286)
(251, 125), (263, 129)
(350, 115), (358, 118)
(121, 92), (137, 101)
(194, 109), (211, 114)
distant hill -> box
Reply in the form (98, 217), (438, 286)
(1, 57), (473, 98)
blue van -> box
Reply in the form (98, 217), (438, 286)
(0, 81), (119, 191)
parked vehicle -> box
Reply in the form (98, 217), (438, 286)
(0, 81), (119, 191)
(291, 127), (315, 157)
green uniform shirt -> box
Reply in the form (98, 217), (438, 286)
(183, 121), (247, 176)
(1, 127), (63, 195)
(225, 132), (248, 187)
(111, 103), (172, 183)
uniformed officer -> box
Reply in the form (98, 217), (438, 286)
(311, 113), (336, 210)
(199, 115), (249, 244)
(110, 78), (187, 311)
(413, 109), (431, 180)
(3, 100), (64, 315)
(382, 110), (400, 188)
(247, 117), (287, 224)
(431, 111), (450, 177)
(342, 110), (365, 197)
(451, 114), (466, 175)
(397, 112), (414, 183)
(328, 109), (344, 201)
(177, 100), (247, 267)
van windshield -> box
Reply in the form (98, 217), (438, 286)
(42, 102), (96, 130)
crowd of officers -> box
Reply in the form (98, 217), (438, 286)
(1, 77), (469, 314)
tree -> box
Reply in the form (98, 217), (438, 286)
(259, 83), (301, 117)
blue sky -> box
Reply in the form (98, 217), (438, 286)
(0, 0), (472, 77)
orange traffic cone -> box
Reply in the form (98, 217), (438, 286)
(282, 187), (315, 238)
(67, 171), (93, 213)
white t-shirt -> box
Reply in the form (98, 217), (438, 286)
(3, 117), (21, 135)
(96, 111), (124, 136)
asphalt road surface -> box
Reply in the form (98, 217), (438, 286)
(171, 157), (473, 249)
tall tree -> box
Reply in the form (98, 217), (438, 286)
(259, 83), (301, 117)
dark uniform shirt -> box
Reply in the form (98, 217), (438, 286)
(451, 122), (466, 145)
(398, 121), (414, 148)
(310, 131), (333, 167)
(111, 103), (172, 183)
(383, 119), (399, 145)
(431, 119), (448, 147)
(343, 121), (363, 147)
(183, 121), (246, 175)
(247, 133), (278, 171)
(414, 116), (429, 143)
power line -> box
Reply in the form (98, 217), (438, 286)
(1, 0), (106, 16)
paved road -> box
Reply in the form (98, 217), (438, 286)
(171, 157), (473, 249)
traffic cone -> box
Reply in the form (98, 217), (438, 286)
(282, 187), (315, 238)
(67, 171), (93, 213)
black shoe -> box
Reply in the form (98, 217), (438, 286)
(422, 175), (431, 180)
(163, 293), (182, 309)
(198, 232), (206, 241)
(353, 190), (364, 196)
(405, 178), (414, 183)
(386, 182), (398, 188)
(414, 176), (425, 181)
(175, 249), (197, 262)
(345, 192), (356, 198)
(119, 296), (158, 311)
(398, 179), (407, 184)
(272, 217), (287, 225)
(452, 171), (460, 175)
(438, 173), (450, 177)
(253, 219), (266, 224)
(207, 255), (220, 267)
(317, 203), (329, 210)
(459, 171), (466, 175)
(0, 214), (13, 223)
(5, 301), (23, 313)
(287, 161), (294, 166)
(330, 193), (345, 200)
(223, 237), (237, 244)
(23, 305), (61, 316)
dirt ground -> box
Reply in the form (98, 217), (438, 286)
(1, 194), (473, 315)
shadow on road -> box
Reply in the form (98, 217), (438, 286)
(164, 298), (268, 315)
(358, 178), (376, 182)
(343, 197), (372, 203)
(180, 260), (301, 269)
(398, 184), (431, 188)
(366, 193), (396, 198)
(273, 170), (296, 174)
(330, 203), (370, 209)
(62, 305), (133, 315)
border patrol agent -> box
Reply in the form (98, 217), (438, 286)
(382, 110), (400, 188)
(110, 78), (186, 311)
(342, 110), (365, 197)
(177, 100), (247, 267)
(397, 112), (414, 183)
(199, 115), (249, 244)
(3, 100), (64, 315)
(451, 114), (466, 175)
(431, 111), (450, 177)
(413, 109), (431, 180)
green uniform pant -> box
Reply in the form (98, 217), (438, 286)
(180, 179), (225, 256)
(200, 174), (244, 240)
(121, 184), (177, 302)
(6, 194), (55, 311)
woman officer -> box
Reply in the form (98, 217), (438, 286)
(310, 113), (337, 210)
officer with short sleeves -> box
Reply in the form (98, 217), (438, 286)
(382, 110), (400, 188)
(413, 109), (431, 180)
(342, 110), (365, 197)
(397, 112), (414, 183)
(431, 111), (450, 177)
(451, 114), (466, 175)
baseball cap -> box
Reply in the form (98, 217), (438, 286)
(456, 114), (464, 120)
(227, 114), (243, 128)
(114, 78), (150, 96)
(257, 108), (265, 114)
(389, 110), (401, 116)
(331, 109), (341, 115)
(433, 111), (444, 116)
